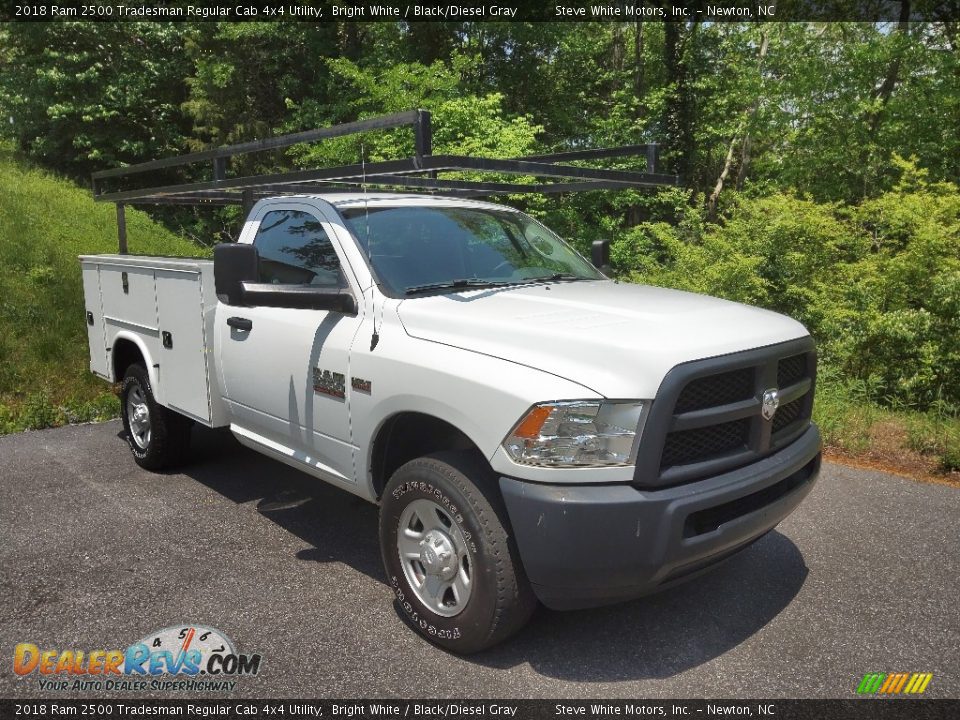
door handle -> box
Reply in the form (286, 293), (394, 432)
(227, 316), (253, 331)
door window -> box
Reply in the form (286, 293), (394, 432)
(254, 209), (344, 287)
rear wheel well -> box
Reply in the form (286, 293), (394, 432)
(371, 413), (485, 499)
(112, 338), (145, 382)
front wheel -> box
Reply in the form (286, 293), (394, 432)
(121, 363), (191, 471)
(379, 452), (536, 653)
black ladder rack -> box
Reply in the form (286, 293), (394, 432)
(91, 109), (680, 253)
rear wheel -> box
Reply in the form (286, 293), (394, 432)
(121, 363), (191, 470)
(379, 451), (536, 653)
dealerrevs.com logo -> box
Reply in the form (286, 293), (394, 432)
(13, 625), (262, 692)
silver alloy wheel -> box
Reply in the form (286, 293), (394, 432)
(397, 498), (473, 618)
(126, 385), (151, 450)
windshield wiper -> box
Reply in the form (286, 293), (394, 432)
(523, 273), (585, 283)
(404, 279), (513, 296)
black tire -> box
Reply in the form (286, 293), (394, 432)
(379, 451), (537, 653)
(120, 363), (191, 471)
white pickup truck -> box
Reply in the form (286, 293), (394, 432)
(81, 192), (821, 652)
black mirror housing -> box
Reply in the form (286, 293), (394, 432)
(214, 243), (357, 314)
(214, 243), (259, 305)
(592, 239), (611, 273)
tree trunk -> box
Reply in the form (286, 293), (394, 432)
(735, 29), (771, 189)
(866, 0), (911, 137)
(634, 23), (645, 104)
(625, 22), (646, 228)
(663, 21), (699, 184)
(707, 29), (770, 219)
(856, 1), (910, 197)
(707, 135), (739, 221)
(734, 135), (753, 191)
(338, 22), (363, 61)
(611, 23), (625, 73)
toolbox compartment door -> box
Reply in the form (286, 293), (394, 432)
(155, 268), (211, 422)
(81, 263), (109, 378)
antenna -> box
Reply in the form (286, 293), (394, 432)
(362, 140), (371, 248)
(362, 141), (381, 351)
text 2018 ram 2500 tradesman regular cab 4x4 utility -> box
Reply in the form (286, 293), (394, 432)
(81, 191), (821, 652)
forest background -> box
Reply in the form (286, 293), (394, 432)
(1, 18), (958, 477)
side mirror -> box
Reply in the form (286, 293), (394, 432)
(214, 243), (259, 306)
(591, 239), (611, 274)
(214, 242), (357, 314)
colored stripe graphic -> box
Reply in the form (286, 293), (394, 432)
(879, 674), (897, 693)
(887, 673), (908, 693)
(858, 672), (932, 695)
(857, 673), (886, 694)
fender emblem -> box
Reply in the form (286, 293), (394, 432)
(351, 377), (372, 394)
(761, 388), (780, 421)
(313, 368), (346, 399)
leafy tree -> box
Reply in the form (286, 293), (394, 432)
(0, 23), (192, 178)
(182, 23), (339, 153)
(2, 18), (958, 415)
(611, 159), (960, 411)
(285, 55), (541, 167)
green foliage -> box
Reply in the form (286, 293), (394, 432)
(0, 23), (192, 179)
(613, 160), (960, 413)
(0, 144), (201, 433)
(1, 20), (958, 468)
(813, 375), (960, 474)
(286, 55), (542, 168)
(2, 22), (957, 198)
(817, 162), (960, 410)
(905, 413), (960, 473)
(0, 390), (118, 436)
(765, 23), (960, 202)
(812, 374), (882, 455)
(182, 23), (340, 152)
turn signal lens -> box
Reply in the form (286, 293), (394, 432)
(502, 400), (647, 467)
(511, 405), (553, 439)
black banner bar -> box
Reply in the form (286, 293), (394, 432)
(2, 700), (960, 720)
(2, 0), (959, 23)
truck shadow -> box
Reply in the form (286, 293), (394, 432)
(178, 425), (384, 581)
(477, 528), (807, 680)
(180, 425), (808, 682)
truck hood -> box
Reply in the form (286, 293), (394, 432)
(396, 280), (810, 398)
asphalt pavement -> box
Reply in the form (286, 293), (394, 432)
(1, 421), (958, 698)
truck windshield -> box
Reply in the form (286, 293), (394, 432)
(340, 205), (603, 296)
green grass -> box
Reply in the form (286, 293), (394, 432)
(815, 378), (960, 474)
(0, 143), (204, 434)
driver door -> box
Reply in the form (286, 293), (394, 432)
(217, 202), (364, 486)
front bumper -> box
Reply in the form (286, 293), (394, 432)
(500, 423), (821, 610)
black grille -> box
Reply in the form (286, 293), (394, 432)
(661, 419), (750, 468)
(674, 368), (754, 413)
(777, 354), (807, 388)
(772, 397), (803, 434)
(636, 338), (818, 489)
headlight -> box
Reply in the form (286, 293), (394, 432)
(502, 400), (647, 467)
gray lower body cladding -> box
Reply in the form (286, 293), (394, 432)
(499, 424), (822, 610)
